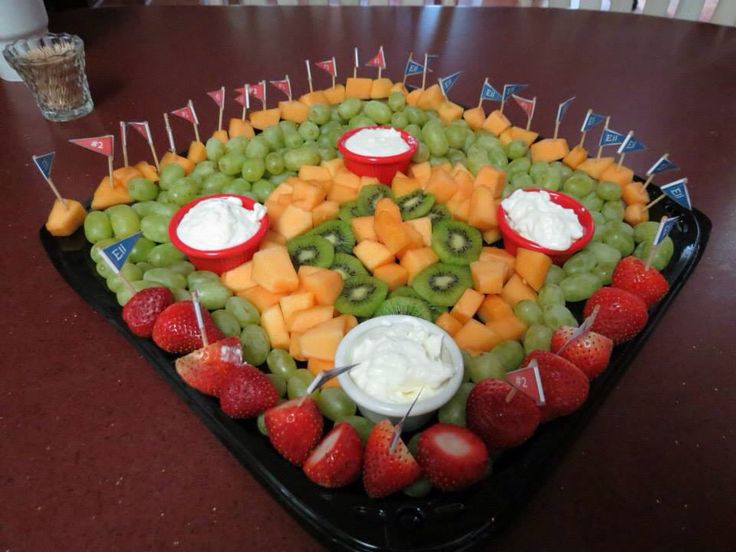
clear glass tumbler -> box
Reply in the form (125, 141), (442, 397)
(3, 32), (93, 122)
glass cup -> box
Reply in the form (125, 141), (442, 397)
(3, 32), (93, 122)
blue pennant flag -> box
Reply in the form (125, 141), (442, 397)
(101, 232), (142, 272)
(404, 59), (425, 77)
(647, 154), (678, 176)
(660, 178), (691, 210)
(481, 80), (503, 102)
(617, 132), (647, 154)
(32, 152), (55, 180)
(599, 127), (626, 147)
(502, 83), (527, 101)
(438, 71), (461, 96)
(653, 216), (680, 246)
(581, 111), (606, 133)
(556, 96), (575, 125)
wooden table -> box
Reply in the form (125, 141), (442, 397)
(2, 6), (735, 551)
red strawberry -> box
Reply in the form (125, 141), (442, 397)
(583, 287), (648, 344)
(363, 419), (422, 498)
(550, 326), (613, 380)
(264, 398), (324, 466)
(612, 256), (669, 307)
(122, 287), (174, 337)
(416, 423), (489, 492)
(466, 379), (541, 450)
(219, 364), (279, 418)
(303, 422), (363, 488)
(525, 351), (589, 423)
(174, 336), (243, 397)
(152, 300), (224, 354)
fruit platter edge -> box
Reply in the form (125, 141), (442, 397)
(39, 192), (710, 552)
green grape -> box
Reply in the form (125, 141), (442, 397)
(543, 304), (578, 330)
(283, 129), (305, 149)
(505, 139), (528, 160)
(466, 143), (489, 163)
(83, 211), (113, 243)
(563, 250), (597, 275)
(262, 125), (285, 150)
(412, 142), (430, 163)
(633, 221), (660, 243)
(523, 323), (553, 354)
(170, 177), (199, 206)
(634, 238), (674, 271)
(245, 136), (270, 159)
(128, 177), (158, 202)
(211, 309), (241, 337)
(340, 415), (374, 445)
(143, 267), (187, 290)
(429, 156), (449, 166)
(585, 242), (622, 266)
(445, 125), (467, 150)
(592, 219), (607, 242)
(402, 478), (433, 498)
(468, 352), (505, 383)
(270, 172), (294, 186)
(225, 296), (260, 326)
(559, 272), (603, 302)
(206, 137), (226, 161)
(218, 152), (246, 176)
(506, 157), (531, 177)
(284, 146), (320, 172)
(286, 369), (317, 400)
(170, 287), (191, 301)
(596, 180), (622, 201)
(510, 172), (534, 190)
(591, 210), (607, 226)
(538, 283), (566, 307)
(187, 270), (219, 288)
(606, 220), (634, 237)
(266, 348), (297, 380)
(422, 122), (450, 157)
(147, 242), (186, 267)
(248, 180), (272, 203)
(106, 263), (143, 293)
(461, 351), (472, 382)
(308, 104), (331, 125)
(279, 120), (298, 134)
(201, 172), (232, 195)
(190, 160), (216, 184)
(337, 98), (362, 120)
(191, 281), (232, 310)
(602, 199), (625, 221)
(133, 201), (177, 218)
(240, 324), (271, 366)
(474, 132), (501, 152)
(140, 214), (170, 243)
(563, 172), (594, 197)
(128, 236), (156, 263)
(257, 412), (268, 436)
(513, 299), (543, 326)
(241, 158), (265, 182)
(447, 149), (466, 165)
(222, 178), (253, 196)
(297, 121), (320, 141)
(90, 237), (116, 263)
(404, 123), (421, 140)
(225, 136), (249, 154)
(405, 105), (428, 126)
(364, 100), (392, 124)
(116, 280), (160, 307)
(350, 114), (376, 129)
(159, 163), (185, 190)
(466, 156), (490, 176)
(592, 262), (616, 285)
(265, 152), (285, 175)
(529, 161), (550, 183)
(487, 148), (508, 169)
(106, 204), (141, 237)
(96, 259), (114, 279)
(267, 373), (287, 397)
(491, 340), (525, 371)
(551, 161), (573, 181)
(438, 382), (474, 426)
(544, 264), (565, 286)
(539, 166), (562, 192)
(318, 146), (337, 161)
(168, 260), (195, 276)
(387, 91), (406, 112)
(604, 231), (635, 256)
(317, 388), (356, 422)
(580, 191), (604, 212)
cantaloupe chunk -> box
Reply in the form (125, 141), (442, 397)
(359, 176), (381, 189)
(426, 170), (458, 204)
(239, 286), (285, 313)
(374, 197), (402, 223)
(291, 181), (326, 211)
(307, 358), (340, 388)
(374, 216), (411, 256)
(485, 314), (528, 342)
(228, 118), (256, 139)
(452, 162), (473, 179)
(323, 85), (346, 105)
(576, 157), (614, 180)
(482, 110), (511, 136)
(400, 247), (439, 283)
(327, 183), (358, 204)
(211, 129), (229, 144)
(251, 246), (299, 294)
(470, 260), (506, 294)
(624, 203), (649, 225)
(401, 222), (424, 252)
(622, 182), (650, 205)
(437, 101), (464, 125)
(262, 230), (287, 247)
(345, 78), (373, 99)
(477, 294), (514, 323)
(453, 319), (502, 354)
(473, 165), (505, 198)
(220, 261), (257, 293)
(462, 106), (486, 130)
(392, 175), (422, 197)
(112, 166), (142, 186)
(287, 305), (335, 333)
(338, 314), (359, 333)
(370, 78), (393, 99)
(279, 100), (310, 124)
(290, 332), (307, 361)
(249, 108), (282, 130)
(91, 176), (133, 210)
(501, 274), (538, 306)
(435, 312), (463, 337)
(45, 198), (86, 237)
(450, 288), (485, 324)
(333, 169), (361, 190)
(279, 291), (315, 324)
(274, 204), (313, 240)
(134, 161), (159, 181)
(187, 140), (207, 164)
(479, 247), (515, 278)
(390, 82), (408, 95)
(451, 172), (474, 201)
(483, 228), (502, 245)
(416, 84), (445, 111)
(499, 126), (539, 147)
(405, 217), (432, 246)
(353, 240), (394, 272)
(299, 165), (332, 182)
(160, 152), (195, 175)
(261, 304), (291, 350)
(514, 248), (552, 291)
(321, 157), (344, 177)
(468, 187), (498, 231)
(445, 196), (471, 222)
(599, 163), (634, 187)
(299, 90), (330, 106)
(431, 162), (452, 175)
(373, 263), (409, 291)
(302, 269), (343, 306)
(530, 138), (570, 163)
(351, 216), (377, 242)
(409, 161), (431, 185)
(563, 144), (587, 169)
(297, 265), (325, 282)
(312, 201), (340, 226)
(299, 317), (345, 361)
(405, 88), (424, 106)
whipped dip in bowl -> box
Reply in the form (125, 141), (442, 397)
(337, 125), (418, 184)
(335, 315), (464, 432)
(169, 193), (269, 274)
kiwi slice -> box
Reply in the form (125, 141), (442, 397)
(335, 276), (388, 318)
(339, 201), (361, 223)
(356, 184), (393, 215)
(331, 253), (369, 280)
(286, 234), (335, 268)
(431, 219), (482, 266)
(389, 286), (446, 321)
(308, 220), (356, 255)
(396, 190), (436, 221)
(374, 297), (433, 321)
(412, 263), (473, 307)
(427, 203), (451, 226)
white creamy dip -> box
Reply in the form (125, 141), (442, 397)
(501, 189), (584, 251)
(344, 127), (411, 157)
(346, 320), (455, 404)
(177, 196), (266, 251)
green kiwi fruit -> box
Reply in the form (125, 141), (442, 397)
(308, 220), (356, 254)
(339, 201), (362, 223)
(396, 190), (436, 220)
(331, 253), (369, 279)
(356, 184), (393, 215)
(374, 297), (433, 321)
(286, 234), (335, 268)
(389, 286), (446, 321)
(411, 263), (473, 307)
(431, 219), (482, 266)
(427, 203), (451, 226)
(335, 275), (389, 318)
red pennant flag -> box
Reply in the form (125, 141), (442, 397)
(269, 78), (291, 99)
(315, 58), (336, 77)
(247, 82), (265, 102)
(69, 135), (114, 157)
(127, 121), (152, 144)
(512, 94), (536, 118)
(207, 87), (225, 108)
(234, 93), (246, 107)
(506, 360), (546, 405)
(171, 105), (197, 125)
(365, 47), (386, 69)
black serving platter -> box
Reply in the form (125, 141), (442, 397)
(41, 187), (710, 552)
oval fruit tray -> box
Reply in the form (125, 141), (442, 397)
(40, 185), (709, 551)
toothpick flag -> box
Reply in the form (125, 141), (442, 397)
(119, 121), (129, 167)
(512, 94), (537, 130)
(305, 59), (313, 93)
(163, 113), (176, 152)
(501, 83), (527, 115)
(248, 81), (266, 107)
(315, 57), (337, 88)
(128, 121), (159, 170)
(438, 71), (462, 98)
(69, 135), (114, 156)
(647, 153), (678, 176)
(404, 53), (425, 79)
(617, 132), (646, 154)
(171, 102), (200, 142)
(554, 96), (575, 139)
(421, 53), (438, 90)
(365, 46), (386, 69)
(207, 86), (226, 131)
(270, 76), (292, 101)
(653, 215), (680, 246)
(660, 177), (692, 210)
(479, 78), (503, 106)
(389, 387), (424, 453)
(101, 232), (142, 271)
(32, 151), (54, 180)
(579, 109), (606, 148)
(599, 127), (626, 147)
(506, 359), (546, 406)
(353, 47), (359, 78)
(557, 305), (599, 355)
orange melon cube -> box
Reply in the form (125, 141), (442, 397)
(451, 172), (474, 201)
(91, 176), (133, 210)
(279, 291), (315, 325)
(251, 246), (299, 294)
(483, 110), (511, 136)
(485, 314), (528, 342)
(287, 305), (335, 334)
(462, 106), (486, 130)
(370, 78), (393, 99)
(112, 165), (142, 187)
(435, 312), (463, 337)
(323, 85), (346, 105)
(622, 182), (650, 205)
(392, 175), (422, 197)
(577, 157), (614, 180)
(390, 82), (408, 95)
(563, 144), (587, 169)
(353, 240), (394, 272)
(452, 162), (473, 180)
(445, 196), (471, 222)
(334, 170), (361, 190)
(269, 182), (294, 202)
(374, 216), (411, 256)
(624, 203), (649, 225)
(437, 101), (464, 125)
(351, 216), (377, 242)
(477, 294), (514, 323)
(400, 247), (439, 284)
(373, 263), (409, 291)
(417, 84), (445, 111)
(133, 161), (159, 181)
(374, 198), (402, 223)
(600, 163), (634, 188)
(405, 217), (432, 246)
(409, 162), (432, 185)
(160, 151), (194, 175)
(359, 176), (381, 189)
(186, 140), (207, 164)
(299, 317), (345, 361)
(292, 181), (326, 211)
(453, 319), (502, 354)
(402, 222), (425, 252)
(470, 260), (506, 294)
(45, 198), (86, 237)
(426, 170), (458, 204)
(321, 157), (344, 177)
(338, 314), (359, 333)
(220, 261), (257, 293)
(473, 165), (506, 199)
(211, 129), (229, 144)
(290, 332), (307, 361)
(483, 228), (502, 245)
(278, 100), (310, 124)
(468, 187), (498, 231)
(261, 304), (291, 350)
(307, 358), (340, 388)
(450, 288), (485, 324)
(345, 77), (373, 99)
(249, 108), (282, 130)
(501, 274), (538, 306)
(260, 230), (287, 250)
(530, 138), (570, 163)
(302, 269), (343, 306)
(499, 126), (539, 147)
(405, 88), (423, 106)
(299, 90), (330, 106)
(238, 286), (285, 313)
(515, 247), (552, 291)
(228, 118), (255, 139)
(311, 201), (339, 226)
(274, 204), (313, 240)
(431, 162), (452, 175)
(327, 183), (359, 204)
(299, 165), (332, 182)
(479, 247), (515, 278)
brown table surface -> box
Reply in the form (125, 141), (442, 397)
(2, 6), (735, 551)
